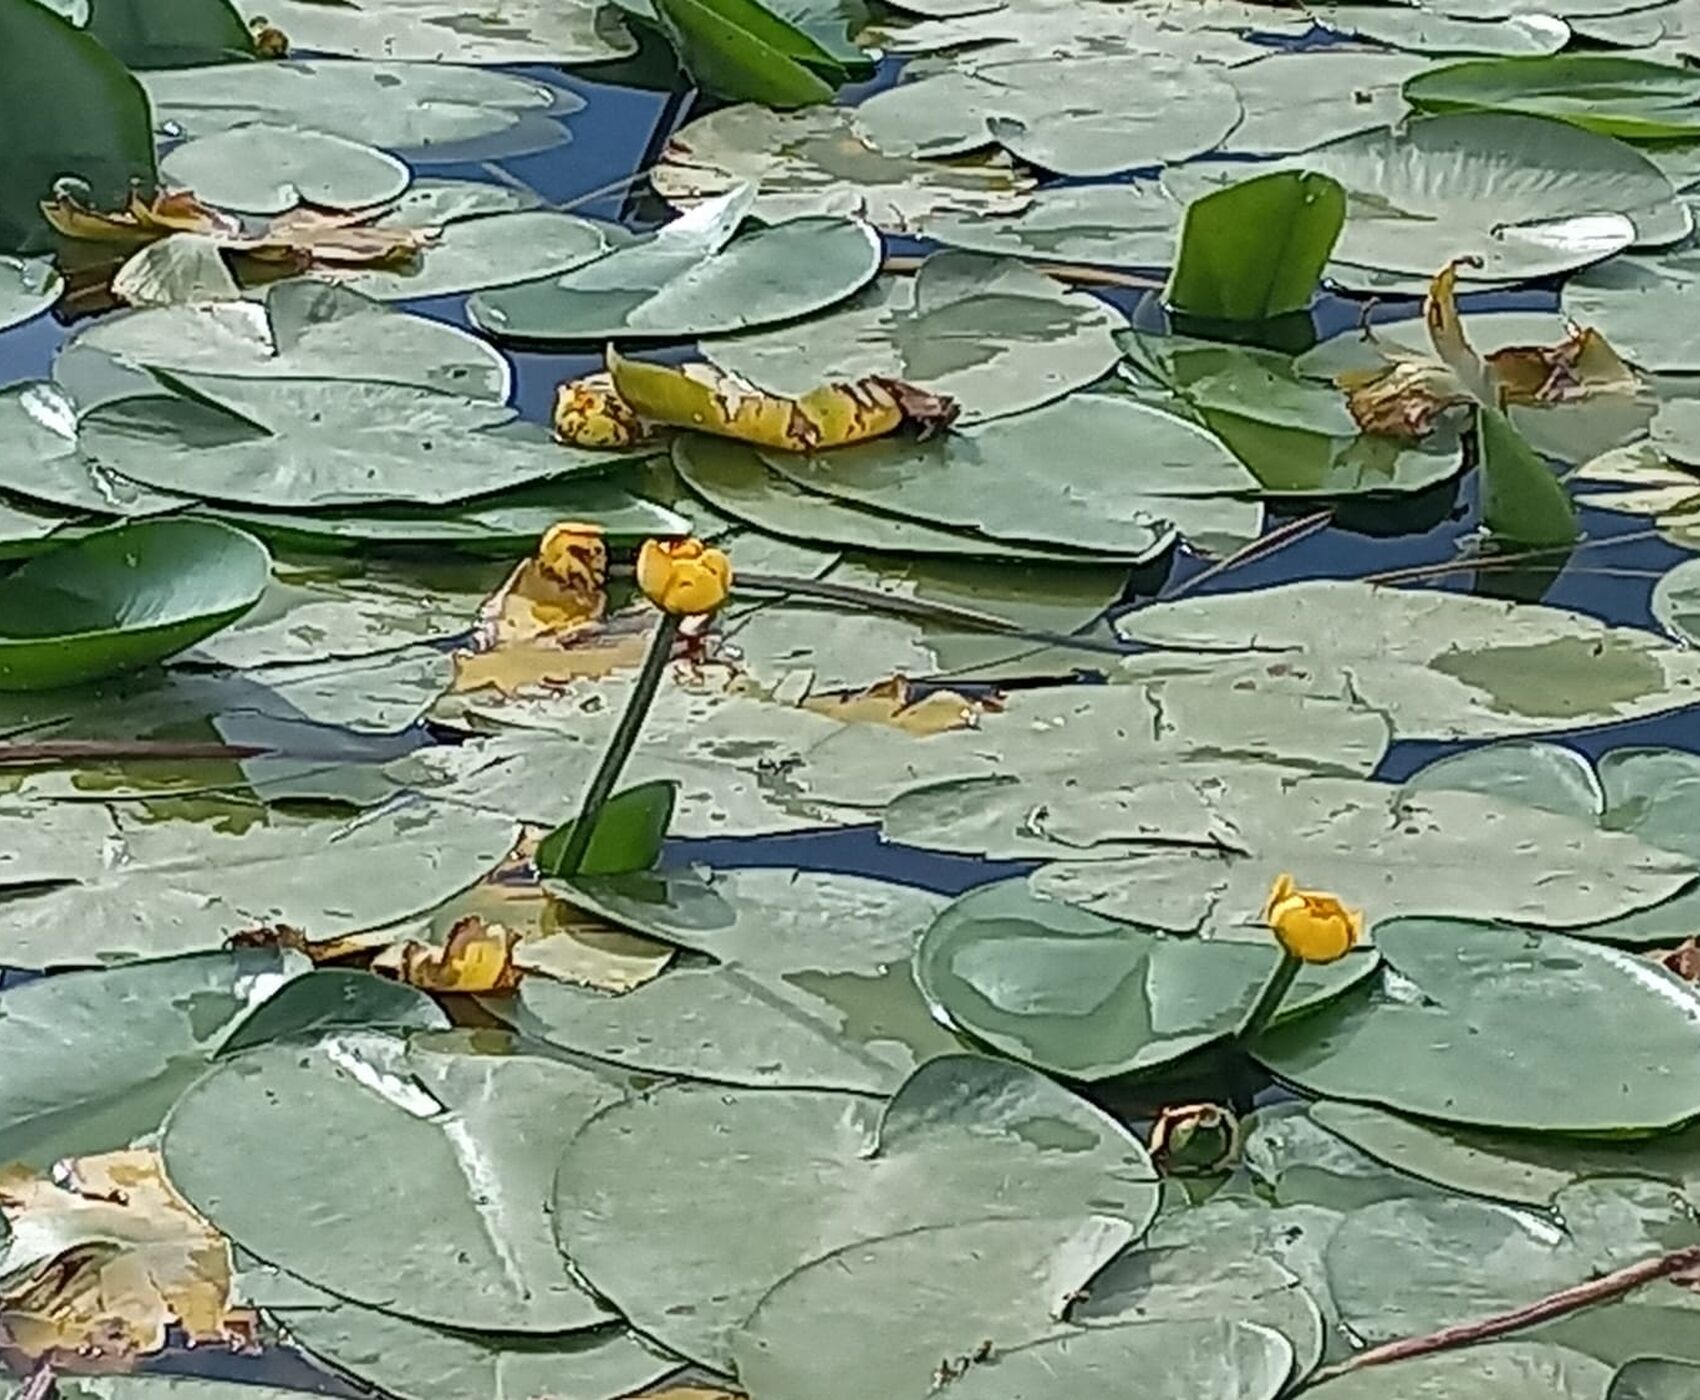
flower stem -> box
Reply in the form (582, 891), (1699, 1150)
(1236, 949), (1302, 1045)
(550, 611), (681, 877)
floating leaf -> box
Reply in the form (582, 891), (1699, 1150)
(0, 520), (270, 690)
(218, 0), (636, 62)
(551, 1054), (1160, 1369)
(1305, 1343), (1615, 1398)
(330, 209), (610, 302)
(1406, 55), (1700, 140)
(158, 125), (411, 216)
(163, 1030), (631, 1332)
(1166, 171), (1345, 322)
(652, 0), (838, 106)
(914, 878), (1378, 1080)
(1256, 918), (1700, 1132)
(1611, 1359), (1700, 1399)
(917, 181), (1182, 267)
(1563, 241), (1700, 372)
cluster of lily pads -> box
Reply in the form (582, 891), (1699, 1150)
(8, 0), (1700, 1397)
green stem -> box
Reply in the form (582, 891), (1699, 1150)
(551, 611), (681, 876)
(1236, 949), (1303, 1045)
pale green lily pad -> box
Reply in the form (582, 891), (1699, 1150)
(164, 1029), (631, 1332)
(852, 52), (1241, 176)
(159, 124), (411, 215)
(1306, 5), (1571, 54)
(1244, 113), (1680, 281)
(79, 375), (612, 509)
(707, 253), (1124, 424)
(32, 1380), (373, 1400)
(942, 1321), (1297, 1400)
(0, 496), (81, 553)
(332, 209), (610, 301)
(1653, 555), (1700, 642)
(470, 189), (881, 342)
(0, 381), (183, 516)
(273, 1298), (679, 1400)
(1611, 1359), (1700, 1399)
(502, 867), (958, 1093)
(731, 1216), (1142, 1399)
(0, 946), (299, 1170)
(66, 280), (510, 403)
(0, 798), (518, 966)
(653, 101), (1036, 230)
(0, 254), (60, 331)
(752, 393), (1238, 553)
(142, 59), (579, 153)
(917, 180), (1181, 266)
(378, 177), (542, 226)
(913, 878), (1378, 1080)
(1564, 240), (1700, 371)
(222, 0), (636, 63)
(1219, 50), (1428, 157)
(1304, 1343), (1614, 1399)
(1256, 918), (1700, 1133)
(1116, 579), (1700, 740)
(1240, 1102), (1432, 1213)
(553, 1054), (1160, 1370)
(1401, 738), (1604, 819)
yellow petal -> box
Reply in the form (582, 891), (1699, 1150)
(1424, 257), (1495, 404)
(371, 916), (523, 994)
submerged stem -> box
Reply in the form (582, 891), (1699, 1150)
(1236, 949), (1302, 1045)
(549, 611), (681, 875)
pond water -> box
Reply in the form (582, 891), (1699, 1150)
(9, 8), (1700, 1399)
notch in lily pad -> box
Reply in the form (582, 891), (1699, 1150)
(0, 517), (270, 690)
(1165, 171), (1345, 345)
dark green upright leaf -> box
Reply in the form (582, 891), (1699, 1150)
(0, 0), (156, 251)
(1477, 404), (1579, 547)
(1406, 55), (1700, 141)
(86, 0), (256, 67)
(535, 778), (677, 876)
(654, 0), (837, 106)
(1165, 170), (1345, 323)
(0, 518), (271, 689)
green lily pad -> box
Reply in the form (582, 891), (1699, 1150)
(141, 58), (579, 153)
(220, 0), (636, 63)
(331, 209), (612, 301)
(0, 0), (156, 252)
(913, 878), (1377, 1079)
(1304, 1343), (1614, 1398)
(158, 123), (411, 215)
(0, 519), (270, 690)
(651, 0), (838, 106)
(1406, 55), (1700, 140)
(731, 1216), (1144, 1399)
(0, 946), (301, 1170)
(470, 191), (881, 342)
(164, 1029), (633, 1332)
(705, 252), (1124, 424)
(0, 254), (60, 331)
(66, 281), (510, 403)
(504, 867), (957, 1092)
(77, 374), (613, 509)
(652, 102), (1036, 229)
(1256, 917), (1700, 1132)
(1564, 239), (1700, 372)
(917, 181), (1182, 267)
(1306, 5), (1570, 56)
(552, 1054), (1160, 1369)
(1611, 1359), (1700, 1399)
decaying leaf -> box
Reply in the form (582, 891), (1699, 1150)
(42, 189), (242, 247)
(1650, 937), (1700, 983)
(0, 1151), (243, 1371)
(1342, 258), (1646, 440)
(799, 675), (990, 736)
(551, 348), (958, 451)
(372, 916), (524, 994)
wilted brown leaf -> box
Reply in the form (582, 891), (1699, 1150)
(800, 675), (989, 735)
(247, 206), (434, 269)
(41, 189), (242, 247)
(372, 916), (524, 994)
(0, 1151), (243, 1372)
(1650, 937), (1700, 983)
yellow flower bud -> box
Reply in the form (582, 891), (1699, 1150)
(552, 373), (647, 449)
(1263, 873), (1363, 964)
(1149, 1102), (1240, 1177)
(636, 537), (732, 617)
(537, 520), (607, 595)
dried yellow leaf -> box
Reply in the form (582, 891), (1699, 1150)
(41, 189), (242, 246)
(0, 1151), (241, 1371)
(606, 346), (957, 451)
(801, 675), (988, 735)
(372, 916), (524, 994)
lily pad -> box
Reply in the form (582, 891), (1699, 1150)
(0, 519), (270, 690)
(221, 0), (637, 63)
(141, 59), (580, 154)
(504, 867), (958, 1092)
(852, 52), (1241, 177)
(1564, 239), (1700, 371)
(78, 375), (613, 509)
(163, 1029), (632, 1332)
(917, 180), (1182, 267)
(706, 253), (1125, 424)
(1612, 1359), (1700, 1399)
(331, 209), (611, 301)
(552, 1054), (1160, 1369)
(1256, 917), (1700, 1133)
(1304, 1343), (1614, 1398)
(913, 878), (1378, 1080)
(1219, 49), (1428, 157)
(470, 195), (881, 343)
(158, 124), (412, 215)
(731, 1216), (1143, 1399)
(1406, 54), (1700, 140)
(1116, 579), (1700, 740)
(1306, 5), (1571, 56)
(0, 254), (60, 331)
(653, 102), (1036, 230)
(66, 280), (511, 403)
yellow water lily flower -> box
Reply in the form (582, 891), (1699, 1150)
(636, 537), (732, 616)
(552, 372), (648, 448)
(1263, 873), (1362, 964)
(537, 520), (608, 594)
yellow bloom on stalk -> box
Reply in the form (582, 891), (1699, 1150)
(636, 538), (732, 616)
(537, 520), (608, 595)
(1263, 873), (1363, 964)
